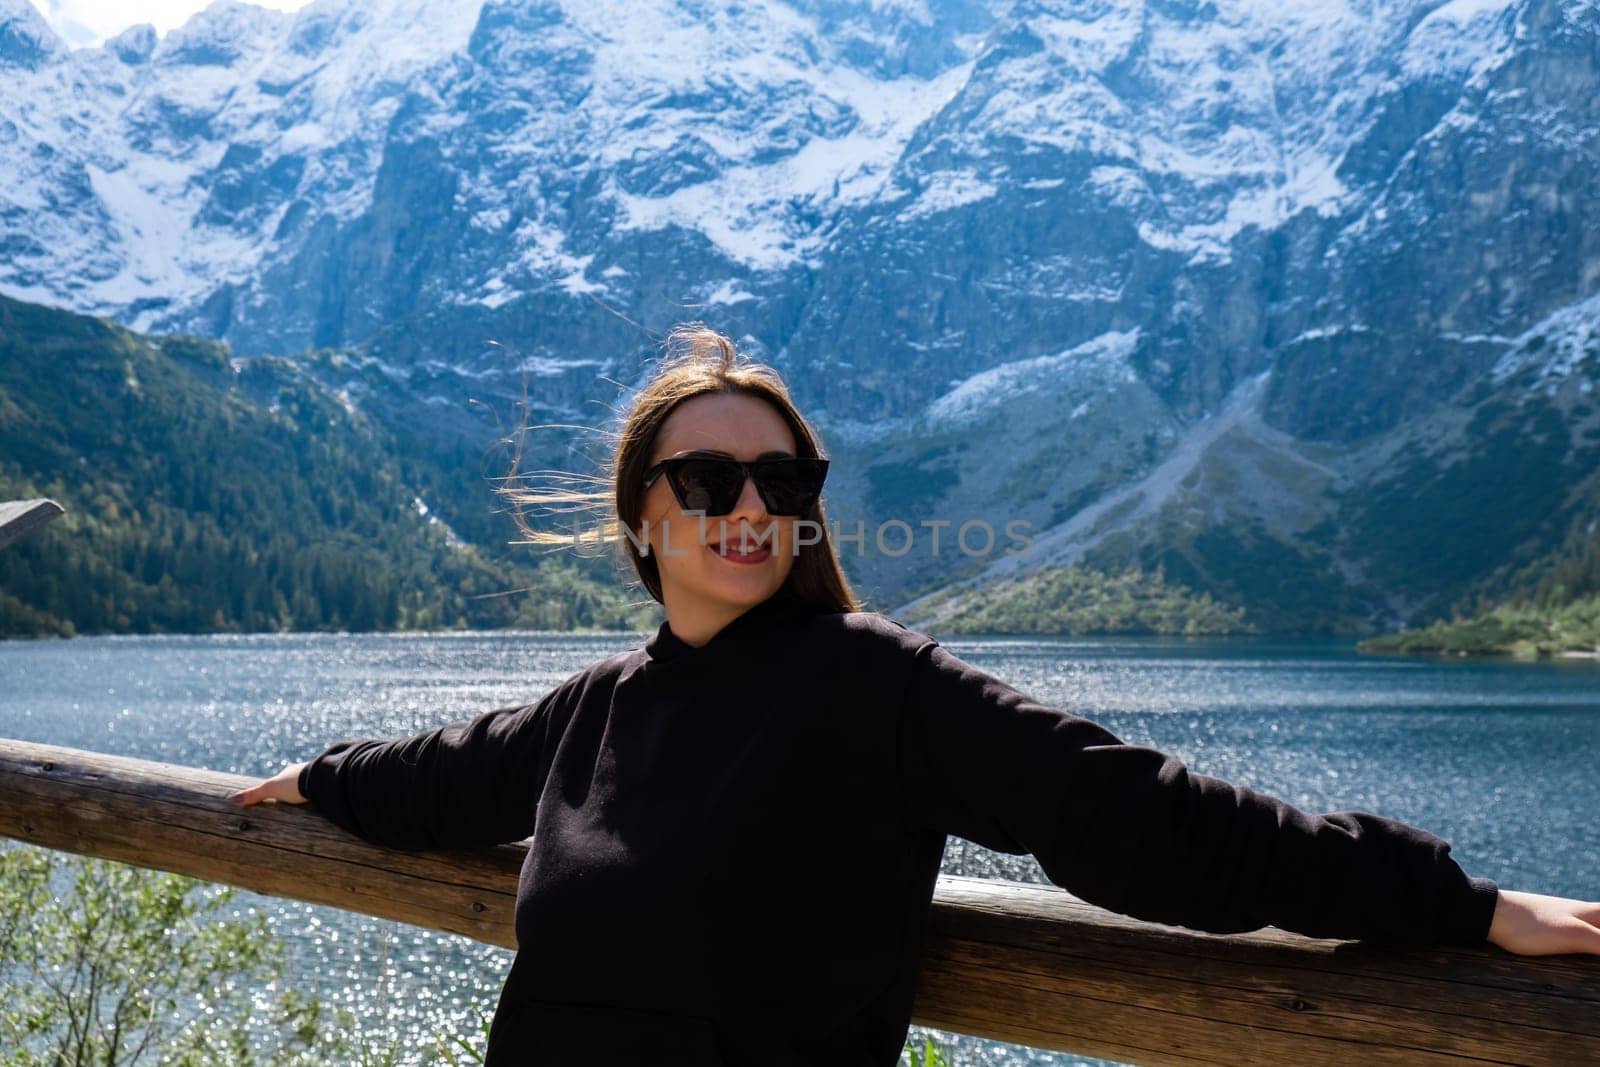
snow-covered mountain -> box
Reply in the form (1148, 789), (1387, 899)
(1, 0), (483, 327)
(3, 0), (1597, 629)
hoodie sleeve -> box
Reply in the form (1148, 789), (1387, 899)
(296, 691), (560, 851)
(896, 638), (1498, 946)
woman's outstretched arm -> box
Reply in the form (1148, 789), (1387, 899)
(897, 638), (1600, 956)
(229, 690), (561, 851)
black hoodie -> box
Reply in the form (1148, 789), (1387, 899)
(298, 584), (1498, 1065)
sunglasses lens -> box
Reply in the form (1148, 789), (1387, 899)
(671, 460), (744, 514)
(754, 459), (828, 515)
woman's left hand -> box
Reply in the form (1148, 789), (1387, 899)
(1487, 889), (1600, 955)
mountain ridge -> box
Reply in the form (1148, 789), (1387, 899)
(2, 0), (1596, 633)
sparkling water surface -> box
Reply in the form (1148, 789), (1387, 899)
(3, 631), (1597, 1065)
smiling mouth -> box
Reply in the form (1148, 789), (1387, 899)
(707, 540), (772, 561)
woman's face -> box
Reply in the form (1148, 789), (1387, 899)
(641, 392), (801, 618)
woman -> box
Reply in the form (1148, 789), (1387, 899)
(233, 325), (1600, 1066)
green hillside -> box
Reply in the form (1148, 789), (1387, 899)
(1356, 595), (1600, 658)
(901, 563), (1257, 637)
(1359, 505), (1600, 658)
(0, 295), (648, 638)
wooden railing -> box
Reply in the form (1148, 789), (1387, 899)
(0, 497), (63, 550)
(0, 737), (1595, 1065)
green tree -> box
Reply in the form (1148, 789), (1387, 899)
(0, 844), (343, 1065)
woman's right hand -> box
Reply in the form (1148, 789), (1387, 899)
(228, 762), (310, 806)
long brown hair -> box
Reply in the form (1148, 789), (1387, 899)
(500, 323), (861, 614)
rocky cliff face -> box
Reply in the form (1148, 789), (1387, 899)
(4, 0), (1597, 629)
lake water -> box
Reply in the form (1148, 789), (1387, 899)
(2, 631), (1598, 1065)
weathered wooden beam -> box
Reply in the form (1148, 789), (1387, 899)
(0, 498), (64, 550)
(0, 737), (1595, 1065)
(0, 737), (521, 945)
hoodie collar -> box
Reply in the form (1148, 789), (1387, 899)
(644, 584), (813, 665)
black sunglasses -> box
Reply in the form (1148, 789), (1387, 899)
(642, 456), (829, 517)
